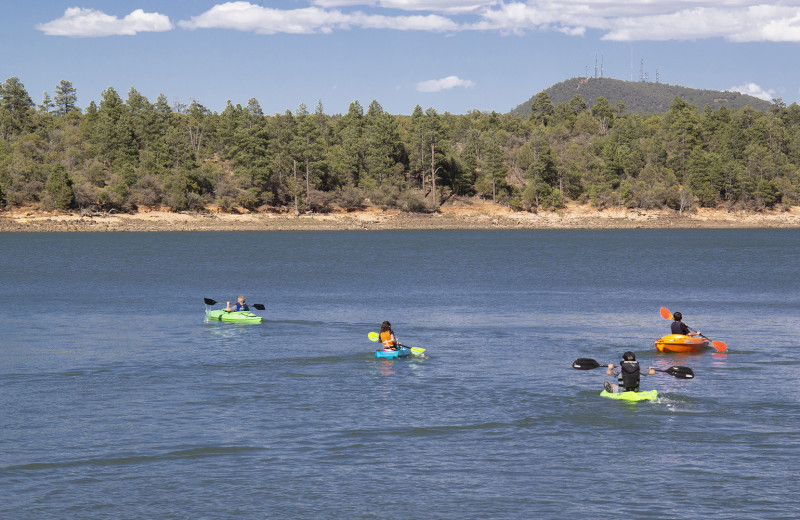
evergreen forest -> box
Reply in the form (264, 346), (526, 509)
(2, 76), (799, 215)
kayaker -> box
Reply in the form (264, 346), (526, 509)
(379, 321), (399, 351)
(226, 296), (249, 312)
(604, 351), (655, 393)
(670, 312), (700, 336)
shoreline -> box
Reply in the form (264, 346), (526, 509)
(2, 201), (800, 232)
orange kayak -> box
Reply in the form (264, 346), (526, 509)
(654, 334), (709, 353)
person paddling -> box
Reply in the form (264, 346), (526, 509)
(226, 296), (249, 312)
(379, 321), (399, 351)
(604, 351), (655, 393)
(671, 311), (700, 337)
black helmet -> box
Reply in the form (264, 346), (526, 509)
(673, 311), (682, 321)
(622, 351), (636, 361)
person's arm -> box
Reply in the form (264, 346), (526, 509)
(226, 301), (232, 312)
(642, 366), (656, 376)
(606, 364), (614, 376)
(681, 322), (700, 336)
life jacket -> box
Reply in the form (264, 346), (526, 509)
(618, 360), (640, 391)
(235, 303), (249, 311)
(671, 321), (689, 335)
(380, 330), (397, 350)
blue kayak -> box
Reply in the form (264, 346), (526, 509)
(374, 347), (411, 359)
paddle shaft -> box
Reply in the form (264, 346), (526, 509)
(572, 358), (693, 379)
(368, 332), (425, 355)
(660, 307), (727, 352)
(204, 298), (265, 310)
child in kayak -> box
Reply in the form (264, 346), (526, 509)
(604, 351), (655, 393)
(226, 296), (249, 312)
(379, 321), (399, 351)
(671, 311), (700, 336)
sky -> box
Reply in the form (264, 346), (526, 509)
(3, 1), (800, 115)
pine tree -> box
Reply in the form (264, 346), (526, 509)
(46, 164), (75, 209)
(39, 92), (54, 113)
(54, 80), (77, 116)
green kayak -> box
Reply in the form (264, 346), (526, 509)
(600, 389), (658, 401)
(205, 309), (262, 323)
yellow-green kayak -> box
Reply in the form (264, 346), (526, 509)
(205, 309), (262, 323)
(600, 389), (658, 401)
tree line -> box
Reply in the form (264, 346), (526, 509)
(2, 76), (799, 215)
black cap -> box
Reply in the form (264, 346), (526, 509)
(623, 351), (636, 361)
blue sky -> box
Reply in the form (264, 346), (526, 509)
(3, 1), (800, 115)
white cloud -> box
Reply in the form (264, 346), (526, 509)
(36, 7), (173, 37)
(313, 0), (496, 14)
(730, 82), (777, 101)
(471, 2), (800, 42)
(416, 76), (476, 92)
(178, 1), (457, 33)
(601, 6), (800, 42)
(36, 2), (800, 42)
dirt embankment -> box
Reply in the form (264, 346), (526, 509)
(2, 200), (800, 232)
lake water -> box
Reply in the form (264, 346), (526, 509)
(1, 230), (799, 519)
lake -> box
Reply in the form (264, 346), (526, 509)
(1, 230), (798, 519)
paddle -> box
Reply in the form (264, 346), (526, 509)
(572, 358), (694, 379)
(204, 298), (265, 311)
(660, 307), (727, 352)
(368, 331), (425, 355)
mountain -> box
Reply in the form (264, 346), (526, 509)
(510, 77), (774, 116)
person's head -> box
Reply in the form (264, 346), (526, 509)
(237, 296), (246, 304)
(673, 311), (682, 321)
(380, 321), (391, 332)
(622, 351), (636, 361)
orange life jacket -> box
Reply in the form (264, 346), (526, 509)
(380, 330), (397, 350)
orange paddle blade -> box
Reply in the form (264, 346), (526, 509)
(712, 341), (727, 352)
(660, 307), (673, 320)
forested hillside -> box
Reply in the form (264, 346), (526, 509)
(512, 78), (773, 115)
(1, 76), (799, 216)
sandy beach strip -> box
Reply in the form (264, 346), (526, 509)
(2, 202), (800, 232)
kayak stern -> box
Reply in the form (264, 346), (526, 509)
(374, 347), (411, 359)
(205, 309), (263, 323)
(654, 334), (709, 353)
(600, 389), (658, 401)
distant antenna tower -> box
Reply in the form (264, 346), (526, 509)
(600, 55), (604, 78)
(639, 59), (645, 82)
(655, 68), (660, 84)
(594, 53), (598, 78)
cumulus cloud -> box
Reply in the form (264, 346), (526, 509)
(468, 1), (800, 42)
(36, 7), (173, 37)
(312, 0), (495, 14)
(600, 6), (800, 42)
(416, 76), (475, 92)
(178, 1), (457, 33)
(35, 2), (800, 42)
(730, 82), (777, 101)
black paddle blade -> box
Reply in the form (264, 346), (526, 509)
(572, 358), (602, 370)
(663, 366), (694, 379)
(204, 298), (217, 305)
(252, 303), (265, 310)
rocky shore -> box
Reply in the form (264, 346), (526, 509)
(3, 200), (800, 232)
